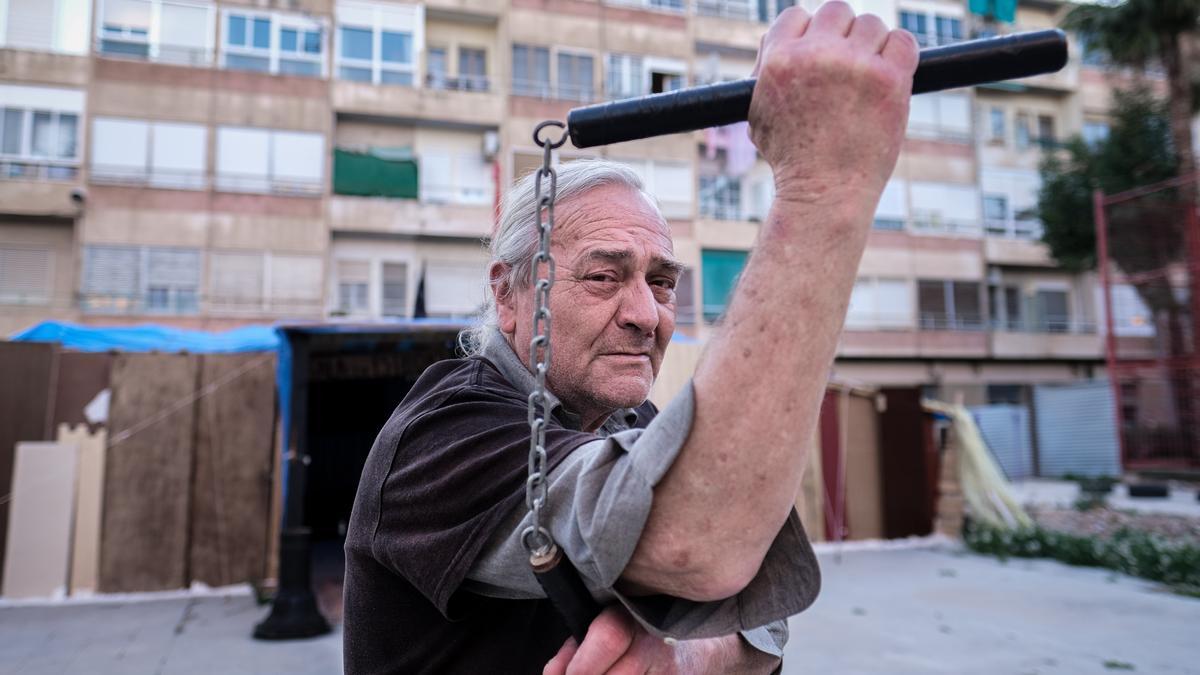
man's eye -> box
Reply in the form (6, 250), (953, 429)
(587, 273), (617, 283)
(651, 278), (677, 290)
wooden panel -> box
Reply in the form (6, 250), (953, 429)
(0, 342), (56, 589)
(189, 353), (277, 587)
(59, 424), (106, 595)
(1, 442), (78, 598)
(844, 395), (884, 540)
(100, 353), (199, 592)
(53, 352), (114, 430)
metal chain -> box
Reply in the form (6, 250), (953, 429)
(522, 120), (569, 557)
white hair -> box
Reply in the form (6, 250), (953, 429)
(458, 158), (660, 356)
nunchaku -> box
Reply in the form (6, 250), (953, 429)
(531, 29), (1069, 643)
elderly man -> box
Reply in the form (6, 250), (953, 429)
(343, 3), (917, 673)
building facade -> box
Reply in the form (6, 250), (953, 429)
(0, 0), (1156, 400)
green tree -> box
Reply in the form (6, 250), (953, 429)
(1063, 0), (1200, 180)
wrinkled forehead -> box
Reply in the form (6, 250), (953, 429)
(551, 183), (674, 256)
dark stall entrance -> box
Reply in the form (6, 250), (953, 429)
(288, 325), (462, 623)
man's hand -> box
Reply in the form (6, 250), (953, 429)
(542, 606), (779, 675)
(750, 1), (918, 206)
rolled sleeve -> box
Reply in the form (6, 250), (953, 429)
(463, 380), (820, 642)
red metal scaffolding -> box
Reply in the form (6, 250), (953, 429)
(1094, 173), (1200, 470)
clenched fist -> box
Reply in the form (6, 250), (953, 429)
(749, 1), (918, 208)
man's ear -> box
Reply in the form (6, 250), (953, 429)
(490, 262), (518, 334)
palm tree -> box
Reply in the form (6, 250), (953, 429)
(1063, 0), (1200, 179)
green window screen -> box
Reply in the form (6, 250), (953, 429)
(701, 248), (748, 322)
(333, 148), (418, 198)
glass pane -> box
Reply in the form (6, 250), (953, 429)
(427, 48), (447, 86)
(953, 282), (982, 328)
(382, 262), (408, 316)
(225, 53), (270, 73)
(304, 30), (321, 54)
(339, 65), (372, 82)
(460, 47), (485, 77)
(983, 196), (1006, 221)
(58, 114), (78, 158)
(381, 31), (411, 64)
(918, 280), (946, 328)
(252, 18), (270, 49)
(30, 112), (53, 157)
(279, 59), (320, 77)
(228, 15), (246, 46)
(341, 27), (372, 60)
(2, 109), (23, 155)
(280, 28), (298, 52)
(380, 70), (413, 86)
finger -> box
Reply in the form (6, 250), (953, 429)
(881, 28), (920, 73)
(544, 638), (578, 675)
(565, 607), (635, 675)
(754, 6), (811, 77)
(808, 0), (856, 38)
(847, 12), (889, 54)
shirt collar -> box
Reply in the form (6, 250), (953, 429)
(479, 326), (640, 433)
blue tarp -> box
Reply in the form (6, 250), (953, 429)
(11, 321), (281, 353)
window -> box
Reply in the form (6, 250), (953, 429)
(649, 63), (684, 94)
(269, 254), (323, 313)
(0, 101), (80, 180)
(216, 126), (324, 195)
(674, 267), (696, 325)
(208, 251), (322, 314)
(988, 107), (1005, 143)
(336, 259), (370, 315)
(512, 44), (551, 97)
(557, 51), (594, 102)
(1036, 114), (1057, 148)
(426, 47), (448, 88)
(97, 0), (214, 66)
(82, 245), (199, 314)
(459, 47), (487, 91)
(607, 54), (645, 98)
(847, 278), (911, 329)
(910, 182), (980, 235)
(619, 159), (693, 219)
(899, 11), (928, 46)
(1015, 112), (1031, 149)
(417, 131), (493, 205)
(382, 261), (408, 317)
(0, 247), (52, 305)
(222, 10), (324, 77)
(918, 280), (983, 330)
(1083, 121), (1110, 148)
(983, 194), (1008, 235)
(874, 179), (907, 230)
(701, 249), (747, 323)
(4, 0), (91, 54)
(907, 93), (971, 141)
(1035, 289), (1070, 333)
(209, 251), (264, 311)
(91, 117), (208, 189)
(424, 261), (485, 317)
(935, 16), (962, 45)
(986, 384), (1024, 405)
(336, 1), (421, 86)
(699, 175), (741, 221)
(991, 285), (1023, 330)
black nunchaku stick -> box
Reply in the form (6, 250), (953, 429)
(532, 29), (1069, 643)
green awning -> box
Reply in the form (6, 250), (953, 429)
(333, 148), (418, 199)
(701, 248), (748, 322)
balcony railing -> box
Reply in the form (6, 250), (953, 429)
(425, 73), (491, 92)
(985, 217), (1043, 240)
(695, 0), (757, 21)
(919, 312), (987, 331)
(95, 38), (213, 67)
(511, 79), (595, 103)
(419, 181), (493, 206)
(993, 317), (1097, 335)
(1, 160), (79, 181)
(216, 172), (324, 197)
(90, 165), (207, 190)
(910, 215), (982, 237)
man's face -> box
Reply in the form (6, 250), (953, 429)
(498, 183), (680, 428)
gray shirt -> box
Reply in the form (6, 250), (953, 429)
(463, 328), (820, 659)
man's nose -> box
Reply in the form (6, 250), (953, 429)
(616, 279), (659, 335)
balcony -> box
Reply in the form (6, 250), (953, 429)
(94, 36), (212, 69)
(90, 165), (208, 191)
(992, 320), (1103, 359)
(329, 195), (493, 239)
(984, 235), (1054, 267)
(0, 49), (89, 87)
(910, 215), (982, 238)
(332, 80), (503, 130)
(0, 161), (81, 217)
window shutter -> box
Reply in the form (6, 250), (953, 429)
(6, 0), (55, 50)
(876, 279), (911, 328)
(209, 251), (264, 309)
(0, 247), (51, 303)
(382, 261), (408, 317)
(700, 249), (748, 322)
(159, 2), (211, 64)
(425, 261), (484, 316)
(217, 126), (270, 192)
(91, 118), (149, 180)
(269, 255), (323, 311)
(271, 131), (324, 187)
(653, 162), (693, 219)
(151, 122), (207, 189)
(83, 246), (140, 308)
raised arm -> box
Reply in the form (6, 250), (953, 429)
(622, 2), (919, 601)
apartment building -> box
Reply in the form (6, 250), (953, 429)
(0, 0), (1152, 400)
